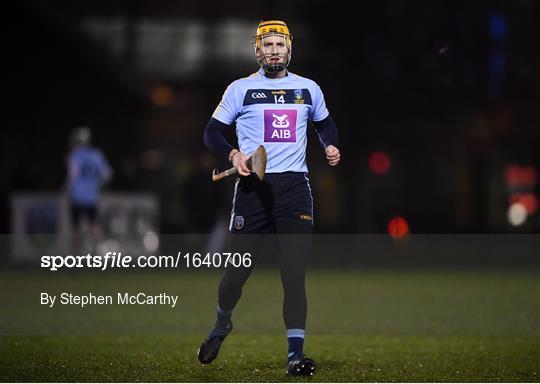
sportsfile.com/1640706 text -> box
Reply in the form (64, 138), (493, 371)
(40, 252), (252, 271)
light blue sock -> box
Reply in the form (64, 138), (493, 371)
(287, 329), (305, 361)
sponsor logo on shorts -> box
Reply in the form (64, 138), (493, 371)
(300, 214), (313, 222)
(264, 109), (297, 143)
(234, 215), (245, 229)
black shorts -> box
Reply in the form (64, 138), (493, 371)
(70, 205), (97, 227)
(229, 172), (314, 233)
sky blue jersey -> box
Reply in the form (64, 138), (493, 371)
(67, 145), (112, 206)
(212, 68), (330, 173)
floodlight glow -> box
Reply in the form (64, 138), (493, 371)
(507, 202), (527, 226)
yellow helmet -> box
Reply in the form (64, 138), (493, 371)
(252, 20), (293, 73)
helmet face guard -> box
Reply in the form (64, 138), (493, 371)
(252, 20), (293, 73)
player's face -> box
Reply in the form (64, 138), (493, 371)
(256, 33), (290, 66)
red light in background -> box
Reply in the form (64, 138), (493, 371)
(504, 165), (537, 188)
(369, 151), (391, 175)
(388, 216), (409, 239)
(509, 193), (538, 214)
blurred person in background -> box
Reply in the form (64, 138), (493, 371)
(65, 126), (112, 251)
(199, 20), (340, 376)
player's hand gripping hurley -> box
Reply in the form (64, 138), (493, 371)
(212, 145), (267, 182)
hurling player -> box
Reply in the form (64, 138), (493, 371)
(201, 20), (340, 376)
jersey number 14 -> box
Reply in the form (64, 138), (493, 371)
(274, 95), (285, 104)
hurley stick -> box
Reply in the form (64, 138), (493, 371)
(212, 145), (267, 182)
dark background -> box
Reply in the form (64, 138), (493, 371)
(3, 0), (539, 234)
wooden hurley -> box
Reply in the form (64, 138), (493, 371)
(212, 145), (267, 182)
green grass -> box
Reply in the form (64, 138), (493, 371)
(1, 335), (538, 382)
(0, 269), (538, 381)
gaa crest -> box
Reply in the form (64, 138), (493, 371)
(234, 215), (244, 229)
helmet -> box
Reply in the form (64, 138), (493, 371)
(252, 20), (293, 74)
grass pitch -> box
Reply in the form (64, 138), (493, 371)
(1, 335), (538, 382)
(0, 269), (538, 382)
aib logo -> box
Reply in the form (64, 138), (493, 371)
(264, 109), (297, 142)
(272, 113), (290, 129)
